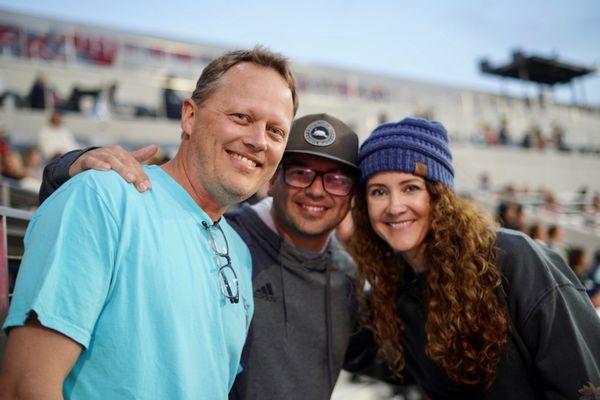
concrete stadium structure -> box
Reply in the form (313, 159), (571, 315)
(1, 9), (599, 195)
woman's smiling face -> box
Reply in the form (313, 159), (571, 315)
(366, 171), (431, 266)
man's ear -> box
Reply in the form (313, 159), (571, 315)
(267, 170), (280, 197)
(180, 98), (197, 137)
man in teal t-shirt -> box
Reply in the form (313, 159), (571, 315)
(0, 47), (298, 399)
(5, 166), (253, 398)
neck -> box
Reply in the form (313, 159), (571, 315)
(161, 147), (227, 222)
(270, 207), (331, 253)
(400, 247), (428, 274)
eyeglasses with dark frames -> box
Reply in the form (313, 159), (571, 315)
(283, 164), (355, 196)
(202, 221), (239, 304)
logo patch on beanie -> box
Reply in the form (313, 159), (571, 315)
(414, 162), (428, 177)
(304, 120), (336, 147)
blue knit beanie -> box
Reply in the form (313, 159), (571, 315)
(358, 117), (454, 189)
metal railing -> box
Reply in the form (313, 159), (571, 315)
(0, 205), (34, 360)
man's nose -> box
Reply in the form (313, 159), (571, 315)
(305, 173), (326, 198)
(243, 122), (268, 151)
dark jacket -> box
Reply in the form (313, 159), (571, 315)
(395, 229), (600, 399)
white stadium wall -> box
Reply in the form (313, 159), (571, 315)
(1, 8), (600, 194)
(452, 145), (600, 192)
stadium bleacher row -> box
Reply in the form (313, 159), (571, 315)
(2, 10), (600, 148)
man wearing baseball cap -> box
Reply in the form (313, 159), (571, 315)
(38, 113), (371, 399)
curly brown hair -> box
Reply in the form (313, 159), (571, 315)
(348, 180), (509, 390)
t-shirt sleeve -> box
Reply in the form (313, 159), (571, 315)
(4, 178), (119, 348)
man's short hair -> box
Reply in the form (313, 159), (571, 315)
(191, 46), (299, 115)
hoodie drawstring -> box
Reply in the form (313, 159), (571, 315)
(325, 263), (334, 387)
(279, 255), (289, 337)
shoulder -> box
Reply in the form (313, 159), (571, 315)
(494, 228), (585, 323)
(52, 169), (134, 200)
(495, 228), (576, 286)
(24, 171), (126, 252)
(36, 169), (142, 226)
(225, 204), (263, 245)
(221, 218), (252, 265)
(494, 228), (531, 251)
(225, 204), (255, 229)
(496, 228), (538, 255)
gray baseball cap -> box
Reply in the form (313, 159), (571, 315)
(284, 113), (359, 172)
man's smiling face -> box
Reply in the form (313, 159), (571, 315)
(181, 62), (294, 206)
(269, 154), (354, 250)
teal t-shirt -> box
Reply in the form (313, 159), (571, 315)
(4, 166), (253, 399)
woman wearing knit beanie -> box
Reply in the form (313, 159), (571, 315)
(348, 117), (600, 399)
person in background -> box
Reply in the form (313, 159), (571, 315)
(496, 202), (524, 232)
(0, 126), (20, 182)
(348, 117), (600, 399)
(163, 75), (184, 120)
(27, 74), (47, 110)
(549, 123), (569, 152)
(542, 189), (560, 214)
(497, 117), (511, 145)
(23, 148), (44, 181)
(590, 250), (600, 287)
(587, 193), (600, 224)
(477, 172), (491, 194)
(521, 125), (545, 150)
(0, 46), (297, 399)
(482, 123), (497, 145)
(575, 186), (589, 212)
(546, 224), (565, 257)
(528, 223), (546, 246)
(569, 247), (600, 310)
(19, 147), (44, 192)
(1, 151), (25, 181)
(37, 111), (78, 160)
(567, 247), (589, 281)
(143, 146), (170, 166)
(587, 250), (600, 309)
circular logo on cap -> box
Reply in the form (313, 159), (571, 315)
(304, 120), (336, 147)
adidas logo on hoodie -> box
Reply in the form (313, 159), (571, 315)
(254, 282), (277, 302)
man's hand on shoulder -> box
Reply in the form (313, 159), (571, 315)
(68, 145), (158, 192)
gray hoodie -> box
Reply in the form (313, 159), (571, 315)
(226, 201), (358, 400)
